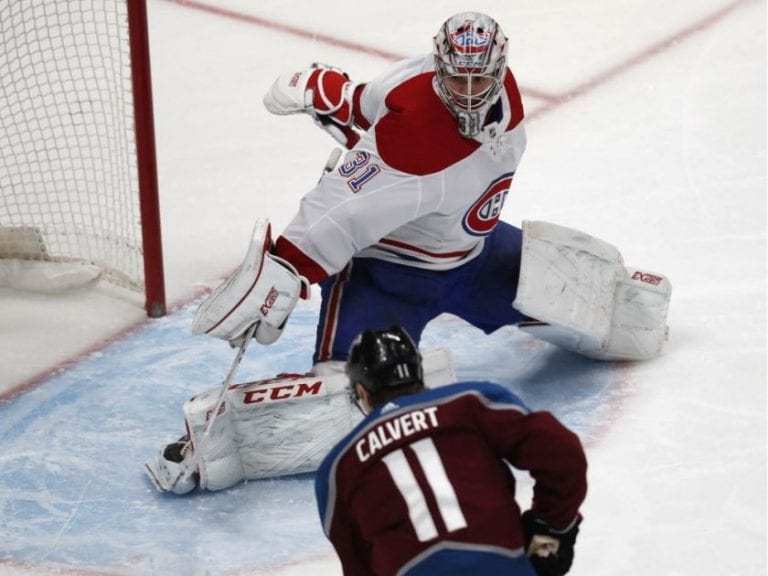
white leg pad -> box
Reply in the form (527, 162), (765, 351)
(420, 347), (457, 388)
(599, 267), (671, 360)
(513, 221), (671, 360)
(172, 348), (456, 490)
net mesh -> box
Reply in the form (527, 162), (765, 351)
(0, 1), (144, 291)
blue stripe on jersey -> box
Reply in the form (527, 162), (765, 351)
(398, 541), (537, 576)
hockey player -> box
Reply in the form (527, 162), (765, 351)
(145, 12), (670, 494)
(191, 11), (671, 365)
(316, 326), (586, 576)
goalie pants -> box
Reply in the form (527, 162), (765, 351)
(314, 221), (527, 363)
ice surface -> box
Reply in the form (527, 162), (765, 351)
(1, 0), (765, 574)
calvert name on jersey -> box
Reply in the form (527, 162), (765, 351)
(274, 55), (527, 285)
(354, 405), (439, 462)
(315, 382), (587, 576)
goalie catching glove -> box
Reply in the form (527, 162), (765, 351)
(263, 63), (362, 149)
(192, 219), (309, 346)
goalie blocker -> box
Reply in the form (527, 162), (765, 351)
(144, 348), (456, 494)
(192, 219), (309, 346)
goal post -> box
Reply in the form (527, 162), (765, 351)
(128, 0), (166, 318)
(0, 0), (166, 317)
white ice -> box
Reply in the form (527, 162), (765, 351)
(0, 0), (765, 574)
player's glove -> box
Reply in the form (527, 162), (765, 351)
(192, 219), (309, 347)
(263, 63), (361, 149)
(522, 510), (581, 576)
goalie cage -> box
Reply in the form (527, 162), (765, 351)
(0, 0), (166, 317)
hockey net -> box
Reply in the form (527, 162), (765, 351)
(0, 1), (165, 316)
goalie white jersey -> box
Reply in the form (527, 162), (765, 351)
(274, 55), (527, 284)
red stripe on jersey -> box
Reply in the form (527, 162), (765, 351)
(378, 237), (472, 259)
(374, 68), (524, 176)
(274, 235), (328, 286)
(504, 71), (525, 131)
(317, 263), (351, 361)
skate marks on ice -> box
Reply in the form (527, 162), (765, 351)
(0, 301), (627, 575)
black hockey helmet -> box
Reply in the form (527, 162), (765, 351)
(346, 326), (424, 393)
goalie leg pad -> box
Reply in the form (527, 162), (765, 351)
(180, 371), (355, 487)
(513, 221), (671, 360)
(169, 348), (456, 491)
(182, 386), (247, 492)
(598, 267), (671, 360)
(192, 219), (308, 345)
(512, 220), (624, 349)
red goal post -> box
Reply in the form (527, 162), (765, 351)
(0, 0), (166, 317)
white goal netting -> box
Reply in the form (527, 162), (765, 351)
(1, 1), (146, 293)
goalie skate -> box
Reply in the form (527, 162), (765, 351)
(144, 438), (199, 495)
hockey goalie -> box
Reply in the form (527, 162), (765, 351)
(144, 216), (670, 495)
(145, 12), (671, 494)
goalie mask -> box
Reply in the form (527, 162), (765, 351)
(346, 326), (424, 397)
(433, 12), (508, 138)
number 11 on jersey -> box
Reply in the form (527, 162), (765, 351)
(381, 437), (468, 542)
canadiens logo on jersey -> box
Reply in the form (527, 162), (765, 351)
(463, 173), (514, 236)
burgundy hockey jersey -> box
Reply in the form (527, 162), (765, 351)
(315, 382), (587, 576)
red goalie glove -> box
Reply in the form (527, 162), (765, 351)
(305, 66), (355, 124)
(263, 63), (362, 149)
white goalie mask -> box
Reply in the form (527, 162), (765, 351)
(433, 12), (508, 138)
